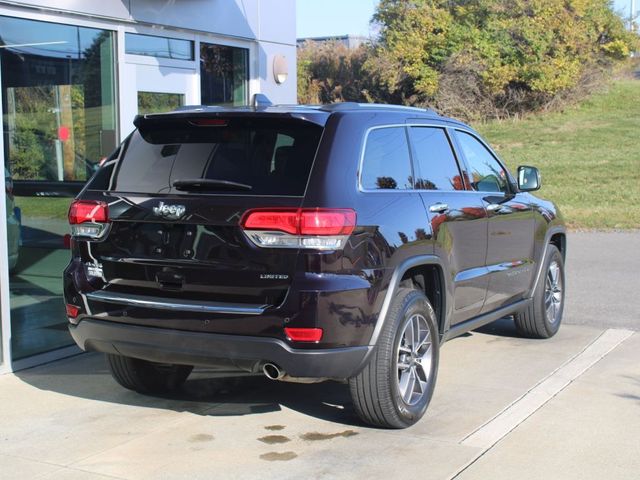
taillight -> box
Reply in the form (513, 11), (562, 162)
(68, 200), (109, 238)
(240, 208), (356, 250)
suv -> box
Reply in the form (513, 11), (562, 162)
(64, 101), (566, 428)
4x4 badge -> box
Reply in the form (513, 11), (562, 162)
(153, 201), (186, 220)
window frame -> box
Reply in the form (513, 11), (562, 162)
(406, 125), (467, 192)
(199, 41), (250, 107)
(358, 123), (476, 194)
(450, 128), (517, 195)
(358, 125), (416, 192)
(124, 32), (195, 61)
(0, 14), (120, 197)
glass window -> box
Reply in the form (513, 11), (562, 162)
(125, 33), (194, 60)
(200, 43), (249, 106)
(106, 118), (323, 196)
(456, 131), (508, 193)
(1, 15), (117, 361)
(410, 127), (464, 191)
(137, 92), (185, 115)
(361, 127), (413, 190)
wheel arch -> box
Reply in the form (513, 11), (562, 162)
(368, 255), (451, 349)
(528, 226), (567, 298)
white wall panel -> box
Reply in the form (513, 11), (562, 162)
(257, 41), (296, 104)
(7, 0), (132, 20)
(130, 0), (259, 39)
(258, 0), (295, 44)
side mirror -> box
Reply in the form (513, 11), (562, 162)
(518, 165), (541, 192)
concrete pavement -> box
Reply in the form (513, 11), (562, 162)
(1, 323), (637, 479)
(0, 231), (638, 479)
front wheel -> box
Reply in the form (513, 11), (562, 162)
(515, 244), (565, 339)
(349, 288), (439, 428)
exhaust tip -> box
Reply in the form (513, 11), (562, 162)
(263, 363), (284, 380)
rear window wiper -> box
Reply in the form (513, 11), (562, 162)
(172, 179), (253, 191)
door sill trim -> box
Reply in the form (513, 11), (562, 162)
(443, 298), (531, 341)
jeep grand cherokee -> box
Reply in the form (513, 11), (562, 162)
(64, 100), (566, 428)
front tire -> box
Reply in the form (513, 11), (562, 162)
(349, 288), (439, 428)
(106, 354), (193, 394)
(515, 244), (565, 339)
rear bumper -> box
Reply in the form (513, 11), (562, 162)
(69, 319), (372, 379)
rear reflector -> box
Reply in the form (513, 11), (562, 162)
(241, 208), (356, 250)
(284, 327), (323, 342)
(65, 304), (80, 319)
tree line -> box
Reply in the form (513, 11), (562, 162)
(298, 0), (637, 120)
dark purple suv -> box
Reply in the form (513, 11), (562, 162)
(64, 100), (566, 428)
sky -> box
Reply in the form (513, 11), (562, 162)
(296, 0), (635, 39)
(296, 0), (378, 38)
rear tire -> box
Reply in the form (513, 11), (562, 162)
(515, 244), (565, 339)
(349, 288), (439, 429)
(106, 354), (193, 394)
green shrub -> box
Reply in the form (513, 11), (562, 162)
(298, 0), (638, 120)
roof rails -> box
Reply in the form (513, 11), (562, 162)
(318, 102), (361, 112)
(318, 102), (438, 115)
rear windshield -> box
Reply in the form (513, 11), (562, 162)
(108, 118), (323, 196)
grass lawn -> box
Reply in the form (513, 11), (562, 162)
(15, 197), (71, 220)
(476, 78), (640, 230)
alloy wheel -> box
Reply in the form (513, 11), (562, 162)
(396, 313), (434, 405)
(544, 260), (563, 324)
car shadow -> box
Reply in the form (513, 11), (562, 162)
(14, 324), (502, 427)
(14, 352), (364, 427)
(474, 316), (520, 338)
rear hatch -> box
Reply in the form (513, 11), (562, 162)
(79, 114), (324, 314)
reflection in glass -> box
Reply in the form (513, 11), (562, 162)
(456, 131), (508, 193)
(200, 43), (248, 106)
(361, 127), (413, 190)
(125, 33), (194, 60)
(138, 91), (185, 115)
(1, 15), (117, 360)
(410, 127), (464, 191)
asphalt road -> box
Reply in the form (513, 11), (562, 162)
(564, 231), (640, 330)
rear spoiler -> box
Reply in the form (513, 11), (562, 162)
(133, 109), (329, 130)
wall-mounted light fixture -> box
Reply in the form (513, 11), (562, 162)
(273, 55), (288, 84)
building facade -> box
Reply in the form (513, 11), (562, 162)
(0, 0), (296, 372)
(297, 34), (368, 49)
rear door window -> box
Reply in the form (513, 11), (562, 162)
(109, 118), (323, 196)
(409, 127), (465, 191)
(361, 127), (413, 190)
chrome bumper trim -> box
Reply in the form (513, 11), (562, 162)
(86, 290), (268, 315)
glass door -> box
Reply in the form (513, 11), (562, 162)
(1, 15), (117, 362)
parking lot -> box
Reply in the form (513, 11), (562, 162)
(1, 232), (639, 480)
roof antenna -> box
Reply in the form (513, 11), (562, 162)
(252, 93), (272, 109)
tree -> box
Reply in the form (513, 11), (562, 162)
(371, 0), (637, 116)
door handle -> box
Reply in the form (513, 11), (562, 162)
(486, 203), (503, 212)
(429, 203), (449, 213)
